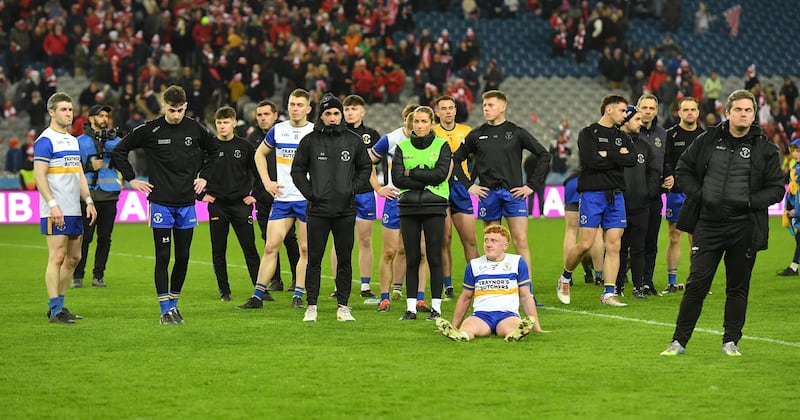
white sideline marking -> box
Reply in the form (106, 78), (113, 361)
(544, 306), (800, 348)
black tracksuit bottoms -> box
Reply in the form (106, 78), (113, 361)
(400, 214), (445, 300)
(305, 214), (356, 306)
(209, 200), (261, 294)
(642, 195), (664, 286)
(672, 220), (755, 347)
(75, 200), (118, 280)
(617, 207), (649, 289)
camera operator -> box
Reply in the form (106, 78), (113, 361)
(72, 104), (122, 288)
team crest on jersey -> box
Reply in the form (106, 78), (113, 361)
(503, 262), (511, 271)
(234, 150), (242, 159)
(184, 137), (193, 146)
(341, 150), (351, 161)
(655, 137), (663, 148)
(615, 137), (623, 146)
(580, 215), (588, 225)
(247, 215), (253, 224)
(637, 153), (645, 164)
(429, 151), (439, 160)
(362, 134), (371, 145)
(666, 208), (673, 217)
(153, 213), (163, 223)
(740, 147), (751, 159)
(382, 213), (389, 224)
(479, 207), (487, 217)
(505, 131), (513, 140)
(56, 224), (66, 231)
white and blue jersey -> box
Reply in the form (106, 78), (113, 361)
(263, 120), (313, 202)
(369, 126), (407, 188)
(35, 127), (82, 218)
(462, 254), (531, 314)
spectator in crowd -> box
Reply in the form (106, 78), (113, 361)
(780, 77), (799, 115)
(702, 70), (721, 118)
(483, 58), (504, 93)
(27, 91), (48, 134)
(694, 2), (713, 34)
(5, 138), (24, 175)
(572, 21), (587, 63)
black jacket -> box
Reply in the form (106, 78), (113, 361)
(112, 116), (219, 207)
(622, 135), (661, 213)
(392, 131), (452, 216)
(675, 122), (785, 250)
(290, 120), (372, 217)
(576, 122), (638, 192)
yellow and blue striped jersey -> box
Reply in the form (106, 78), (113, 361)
(463, 254), (531, 314)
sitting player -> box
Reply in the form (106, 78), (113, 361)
(435, 225), (545, 342)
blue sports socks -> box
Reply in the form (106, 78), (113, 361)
(254, 282), (268, 300)
(443, 276), (453, 288)
(667, 268), (678, 285)
(158, 293), (170, 315)
(169, 291), (180, 309)
(48, 297), (63, 317)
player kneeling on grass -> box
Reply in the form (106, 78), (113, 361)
(435, 225), (546, 341)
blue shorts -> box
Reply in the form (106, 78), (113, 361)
(449, 183), (474, 215)
(565, 177), (579, 205)
(578, 191), (627, 229)
(381, 198), (399, 229)
(355, 191), (377, 220)
(665, 191), (686, 222)
(40, 216), (83, 235)
(470, 311), (520, 334)
(149, 203), (198, 229)
(269, 200), (307, 223)
(564, 177), (579, 212)
(477, 189), (528, 220)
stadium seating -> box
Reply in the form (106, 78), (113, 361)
(415, 0), (799, 79)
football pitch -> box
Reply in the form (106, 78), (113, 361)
(1, 217), (798, 418)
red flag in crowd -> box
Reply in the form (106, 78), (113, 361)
(723, 4), (742, 37)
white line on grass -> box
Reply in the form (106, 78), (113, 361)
(543, 306), (800, 348)
(7, 242), (798, 348)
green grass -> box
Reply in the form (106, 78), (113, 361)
(1, 217), (799, 419)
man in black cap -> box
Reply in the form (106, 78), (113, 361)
(73, 103), (122, 288)
(290, 93), (372, 322)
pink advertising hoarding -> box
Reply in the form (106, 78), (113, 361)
(0, 187), (787, 225)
